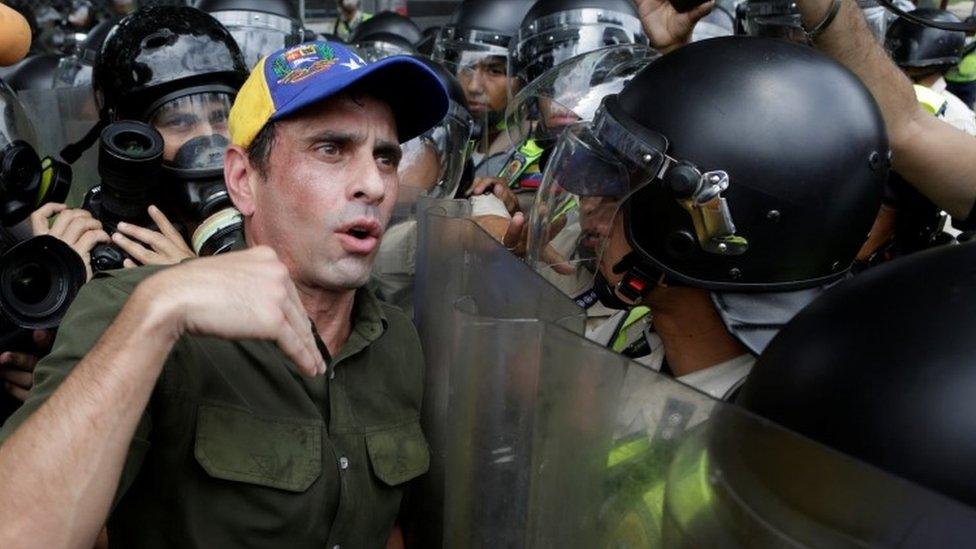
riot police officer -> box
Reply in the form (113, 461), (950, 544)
(528, 36), (888, 399)
(499, 0), (651, 205)
(432, 0), (535, 180)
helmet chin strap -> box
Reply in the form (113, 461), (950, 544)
(593, 252), (661, 310)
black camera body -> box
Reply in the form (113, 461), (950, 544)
(83, 120), (165, 273)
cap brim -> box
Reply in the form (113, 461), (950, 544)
(711, 286), (826, 355)
(269, 55), (449, 143)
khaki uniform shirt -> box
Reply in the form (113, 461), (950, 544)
(0, 264), (429, 548)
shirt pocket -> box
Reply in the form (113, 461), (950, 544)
(365, 419), (431, 486)
(194, 403), (323, 492)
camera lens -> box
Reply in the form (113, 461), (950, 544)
(97, 121), (165, 223)
(9, 262), (51, 305)
(0, 235), (87, 330)
(110, 130), (156, 158)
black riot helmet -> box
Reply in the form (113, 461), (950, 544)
(93, 5), (248, 121)
(197, 0), (306, 70)
(885, 8), (965, 72)
(737, 241), (976, 508)
(350, 11), (423, 62)
(433, 0), (537, 62)
(512, 0), (647, 85)
(527, 37), (888, 299)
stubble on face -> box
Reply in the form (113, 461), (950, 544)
(246, 93), (400, 292)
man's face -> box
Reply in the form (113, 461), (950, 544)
(538, 97), (581, 134)
(151, 93), (232, 164)
(457, 55), (515, 116)
(244, 94), (401, 291)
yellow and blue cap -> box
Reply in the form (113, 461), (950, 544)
(230, 41), (449, 148)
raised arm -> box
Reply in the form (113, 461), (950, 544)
(796, 0), (976, 219)
(0, 247), (323, 547)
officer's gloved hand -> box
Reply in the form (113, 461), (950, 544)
(0, 329), (54, 401)
(633, 0), (716, 53)
(30, 203), (111, 281)
(111, 205), (196, 268)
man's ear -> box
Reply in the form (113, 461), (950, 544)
(224, 145), (257, 216)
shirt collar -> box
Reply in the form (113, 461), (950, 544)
(931, 77), (948, 94)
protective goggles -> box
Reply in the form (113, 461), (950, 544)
(148, 92), (233, 173)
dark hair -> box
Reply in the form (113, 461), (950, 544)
(246, 121), (277, 178)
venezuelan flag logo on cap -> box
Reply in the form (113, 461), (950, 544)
(230, 40), (449, 149)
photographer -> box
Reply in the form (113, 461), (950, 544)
(0, 79), (105, 407)
(0, 202), (109, 402)
(78, 6), (249, 270)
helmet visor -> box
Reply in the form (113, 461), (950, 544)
(0, 81), (38, 151)
(398, 101), (474, 199)
(506, 44), (657, 147)
(355, 40), (416, 63)
(149, 92), (233, 172)
(512, 9), (647, 85)
(212, 10), (302, 70)
(528, 99), (747, 296)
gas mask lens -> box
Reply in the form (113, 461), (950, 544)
(149, 92), (233, 172)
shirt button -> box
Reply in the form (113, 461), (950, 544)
(329, 368), (336, 380)
(339, 457), (349, 470)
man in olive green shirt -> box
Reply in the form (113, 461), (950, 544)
(0, 41), (449, 548)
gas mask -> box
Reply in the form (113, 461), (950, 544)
(149, 92), (243, 256)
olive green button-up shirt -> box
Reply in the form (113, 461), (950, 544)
(0, 265), (430, 548)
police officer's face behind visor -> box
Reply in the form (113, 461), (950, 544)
(457, 55), (514, 118)
(150, 93), (232, 167)
(228, 93), (400, 291)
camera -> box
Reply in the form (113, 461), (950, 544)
(0, 140), (73, 230)
(0, 233), (88, 421)
(83, 120), (165, 272)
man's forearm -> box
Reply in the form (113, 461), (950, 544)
(795, 0), (976, 219)
(0, 285), (179, 547)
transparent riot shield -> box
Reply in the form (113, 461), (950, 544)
(413, 210), (976, 548)
(16, 85), (100, 206)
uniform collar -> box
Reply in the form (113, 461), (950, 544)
(331, 286), (388, 366)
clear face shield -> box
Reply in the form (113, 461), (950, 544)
(505, 44), (657, 149)
(743, 0), (890, 44)
(211, 10), (304, 70)
(528, 98), (746, 301)
(742, 1), (807, 42)
(355, 40), (416, 63)
(433, 28), (518, 150)
(511, 9), (648, 87)
(398, 101), (474, 200)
